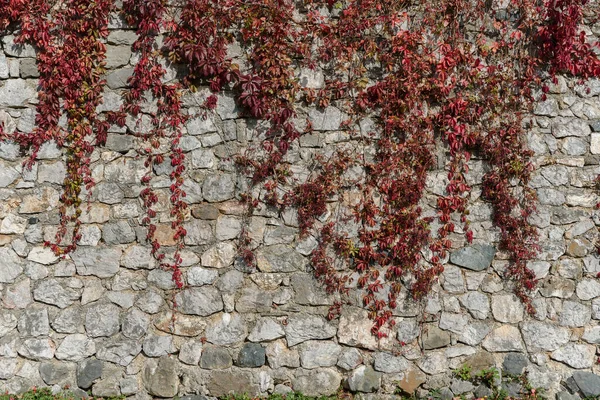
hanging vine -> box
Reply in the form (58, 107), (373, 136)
(1, 0), (599, 336)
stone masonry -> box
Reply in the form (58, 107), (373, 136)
(0, 10), (600, 400)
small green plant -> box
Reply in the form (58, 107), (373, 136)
(454, 365), (473, 381)
(475, 367), (501, 387)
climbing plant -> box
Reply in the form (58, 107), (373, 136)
(1, 0), (599, 335)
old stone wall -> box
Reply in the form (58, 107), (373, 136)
(0, 11), (600, 400)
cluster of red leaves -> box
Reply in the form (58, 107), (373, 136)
(1, 0), (600, 336)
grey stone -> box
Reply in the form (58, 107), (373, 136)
(202, 174), (235, 202)
(576, 279), (600, 300)
(121, 245), (156, 269)
(236, 285), (274, 313)
(120, 309), (149, 340)
(96, 337), (141, 366)
(2, 35), (36, 57)
(85, 303), (121, 337)
(204, 313), (247, 345)
(0, 54), (9, 78)
(148, 269), (177, 290)
(0, 164), (19, 188)
(18, 338), (55, 360)
(119, 376), (138, 396)
(539, 276), (576, 298)
(521, 321), (570, 351)
(397, 319), (420, 343)
(0, 247), (24, 283)
(105, 45), (131, 68)
(215, 92), (239, 119)
(266, 339), (300, 368)
(143, 357), (179, 398)
(450, 244), (496, 271)
(143, 335), (175, 357)
(337, 348), (363, 370)
(482, 325), (524, 352)
(572, 371), (600, 397)
(4, 278), (32, 309)
(198, 346), (230, 369)
(439, 312), (468, 334)
(0, 358), (19, 379)
(347, 365), (381, 393)
(285, 314), (337, 346)
(298, 340), (341, 368)
(39, 362), (72, 385)
(559, 301), (591, 327)
(451, 379), (475, 395)
(248, 317), (285, 342)
(136, 290), (164, 314)
(236, 343), (266, 367)
(77, 359), (103, 390)
(107, 30), (138, 45)
(256, 245), (308, 273)
(552, 117), (591, 137)
(72, 247), (121, 278)
(186, 115), (217, 135)
(207, 369), (260, 398)
(201, 242), (237, 268)
(308, 106), (346, 130)
(292, 368), (342, 397)
(422, 325), (451, 350)
(55, 334), (96, 361)
(0, 79), (36, 106)
(458, 321), (493, 346)
(215, 216), (242, 240)
(215, 270), (244, 293)
(416, 351), (449, 375)
(179, 341), (203, 365)
(52, 308), (82, 334)
(459, 292), (489, 319)
(33, 279), (80, 308)
(102, 221), (136, 244)
(502, 353), (528, 376)
(106, 290), (135, 309)
(175, 287), (223, 316)
(18, 308), (49, 336)
(442, 265), (465, 293)
(373, 352), (410, 373)
(27, 246), (59, 265)
(106, 68), (134, 89)
(582, 326), (600, 344)
(551, 343), (596, 369)
(491, 294), (524, 323)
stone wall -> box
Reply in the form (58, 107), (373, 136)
(0, 11), (600, 400)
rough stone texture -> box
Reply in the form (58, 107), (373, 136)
(0, 22), (599, 400)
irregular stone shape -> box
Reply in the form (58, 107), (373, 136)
(308, 106), (346, 130)
(215, 216), (242, 241)
(552, 117), (591, 137)
(202, 174), (235, 202)
(451, 379), (476, 395)
(459, 292), (489, 319)
(175, 287), (223, 316)
(0, 358), (19, 379)
(292, 368), (342, 397)
(373, 352), (411, 373)
(285, 313), (337, 346)
(439, 312), (468, 334)
(248, 317), (285, 342)
(155, 311), (206, 337)
(143, 335), (175, 357)
(236, 343), (266, 368)
(236, 285), (274, 313)
(200, 346), (232, 369)
(33, 279), (80, 308)
(72, 247), (121, 278)
(255, 245), (308, 273)
(204, 313), (247, 345)
(347, 365), (381, 393)
(582, 326), (600, 344)
(27, 246), (59, 265)
(183, 219), (214, 246)
(207, 369), (260, 398)
(521, 321), (570, 351)
(559, 300), (591, 327)
(121, 308), (150, 339)
(143, 357), (179, 398)
(102, 221), (136, 244)
(148, 269), (178, 290)
(416, 351), (448, 375)
(482, 325), (524, 352)
(421, 324), (451, 350)
(0, 79), (36, 106)
(55, 334), (96, 361)
(463, 351), (495, 374)
(4, 278), (32, 309)
(337, 348), (363, 371)
(397, 367), (427, 394)
(179, 341), (203, 365)
(201, 242), (237, 268)
(539, 277), (576, 298)
(18, 338), (55, 360)
(298, 340), (341, 369)
(503, 353), (528, 376)
(491, 294), (524, 323)
(396, 319), (420, 344)
(450, 244), (496, 271)
(576, 279), (600, 300)
(337, 307), (378, 350)
(572, 371), (600, 398)
(0, 310), (18, 336)
(0, 247), (24, 283)
(441, 265), (465, 293)
(136, 290), (165, 314)
(292, 273), (332, 306)
(85, 303), (121, 337)
(0, 214), (27, 234)
(18, 308), (49, 337)
(39, 362), (73, 385)
(216, 270), (244, 293)
(187, 267), (219, 286)
(96, 337), (141, 366)
(266, 339), (300, 368)
(551, 343), (596, 369)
